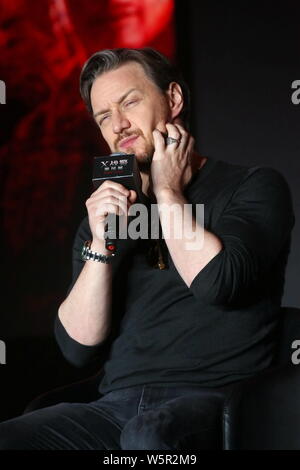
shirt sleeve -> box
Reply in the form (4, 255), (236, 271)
(189, 167), (295, 306)
(54, 216), (111, 368)
(66, 215), (91, 297)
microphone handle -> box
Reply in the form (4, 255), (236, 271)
(105, 213), (118, 253)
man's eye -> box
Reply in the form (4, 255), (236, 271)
(99, 115), (110, 126)
(125, 99), (137, 107)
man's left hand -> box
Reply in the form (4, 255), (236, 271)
(150, 121), (195, 198)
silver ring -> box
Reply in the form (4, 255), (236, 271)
(166, 136), (180, 145)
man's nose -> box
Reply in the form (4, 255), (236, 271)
(112, 110), (130, 134)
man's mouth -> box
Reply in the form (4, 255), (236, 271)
(119, 135), (139, 149)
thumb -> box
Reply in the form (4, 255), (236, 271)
(128, 190), (137, 204)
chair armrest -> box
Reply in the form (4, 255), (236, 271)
(24, 369), (105, 414)
(223, 364), (300, 449)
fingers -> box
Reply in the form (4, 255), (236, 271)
(90, 180), (130, 199)
(86, 181), (132, 228)
(86, 194), (128, 218)
(186, 134), (195, 154)
(152, 129), (165, 156)
(165, 122), (190, 151)
(155, 120), (168, 135)
(86, 181), (136, 245)
(165, 122), (181, 142)
(173, 122), (187, 137)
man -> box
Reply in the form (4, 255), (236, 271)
(0, 48), (295, 450)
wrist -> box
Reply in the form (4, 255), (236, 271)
(90, 239), (111, 255)
(81, 240), (115, 264)
(155, 188), (184, 203)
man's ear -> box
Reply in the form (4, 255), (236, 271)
(165, 82), (184, 121)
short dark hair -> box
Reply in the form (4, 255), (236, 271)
(79, 47), (190, 127)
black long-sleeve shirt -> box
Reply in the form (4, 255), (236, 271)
(55, 157), (295, 394)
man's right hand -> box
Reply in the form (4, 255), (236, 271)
(85, 180), (137, 251)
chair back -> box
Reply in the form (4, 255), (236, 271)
(223, 306), (300, 450)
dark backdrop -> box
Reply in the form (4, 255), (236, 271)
(0, 1), (299, 422)
(175, 1), (299, 307)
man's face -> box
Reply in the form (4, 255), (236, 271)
(90, 62), (172, 167)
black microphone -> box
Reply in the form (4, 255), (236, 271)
(92, 153), (145, 253)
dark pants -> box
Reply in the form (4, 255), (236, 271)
(0, 384), (234, 450)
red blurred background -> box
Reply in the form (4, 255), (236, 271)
(0, 0), (175, 420)
(1, 0), (175, 336)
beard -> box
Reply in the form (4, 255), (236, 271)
(117, 134), (155, 173)
(131, 144), (154, 172)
